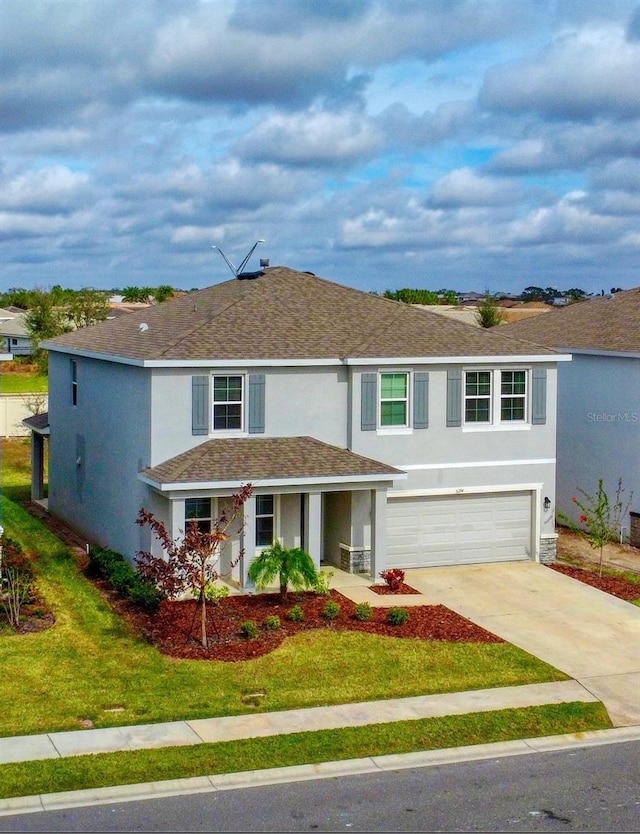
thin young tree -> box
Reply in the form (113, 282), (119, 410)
(136, 484), (253, 648)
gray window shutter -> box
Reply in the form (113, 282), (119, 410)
(531, 367), (547, 425)
(192, 375), (209, 435)
(248, 374), (265, 434)
(446, 368), (463, 427)
(361, 373), (377, 431)
(413, 372), (429, 429)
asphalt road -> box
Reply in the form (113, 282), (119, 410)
(0, 740), (638, 832)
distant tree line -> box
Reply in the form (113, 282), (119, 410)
(382, 288), (459, 305)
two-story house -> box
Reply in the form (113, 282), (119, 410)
(31, 266), (566, 586)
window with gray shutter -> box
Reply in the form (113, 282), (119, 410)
(248, 374), (265, 434)
(361, 373), (377, 431)
(192, 375), (209, 435)
(446, 368), (462, 427)
(531, 367), (547, 425)
(413, 372), (429, 429)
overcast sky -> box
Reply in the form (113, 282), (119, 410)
(1, 0), (640, 295)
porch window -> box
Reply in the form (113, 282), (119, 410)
(380, 373), (409, 427)
(185, 497), (212, 534)
(213, 375), (243, 430)
(500, 370), (527, 421)
(464, 371), (491, 423)
(255, 494), (274, 547)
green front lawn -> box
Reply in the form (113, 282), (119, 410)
(0, 374), (48, 394)
(0, 440), (569, 739)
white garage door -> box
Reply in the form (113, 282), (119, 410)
(387, 491), (533, 568)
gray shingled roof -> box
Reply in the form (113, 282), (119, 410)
(504, 288), (640, 354)
(22, 412), (50, 434)
(140, 436), (402, 487)
(43, 266), (556, 362)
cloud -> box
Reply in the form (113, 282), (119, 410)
(429, 167), (522, 206)
(481, 24), (640, 120)
(0, 166), (92, 213)
(235, 109), (383, 167)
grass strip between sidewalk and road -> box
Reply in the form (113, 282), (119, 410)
(0, 702), (611, 801)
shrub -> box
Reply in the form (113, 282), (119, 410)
(322, 600), (340, 620)
(387, 607), (409, 626)
(87, 546), (165, 614)
(379, 569), (405, 591)
(287, 604), (304, 622)
(128, 581), (164, 614)
(0, 568), (33, 628)
(264, 615), (281, 631)
(1, 536), (34, 579)
(355, 601), (373, 621)
(314, 570), (334, 596)
(240, 620), (259, 640)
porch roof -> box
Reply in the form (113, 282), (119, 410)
(22, 411), (50, 436)
(139, 436), (403, 492)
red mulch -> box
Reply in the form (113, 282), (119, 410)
(369, 583), (421, 595)
(550, 564), (640, 601)
(121, 589), (503, 661)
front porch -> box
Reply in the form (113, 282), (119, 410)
(138, 435), (404, 587)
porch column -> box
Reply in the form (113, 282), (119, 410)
(370, 488), (387, 581)
(306, 491), (322, 571)
(30, 433), (45, 501)
(240, 492), (256, 589)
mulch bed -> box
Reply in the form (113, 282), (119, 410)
(369, 583), (421, 595)
(120, 589), (504, 661)
(550, 563), (640, 601)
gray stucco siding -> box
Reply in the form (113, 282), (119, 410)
(150, 366), (349, 465)
(556, 354), (640, 529)
(48, 353), (152, 559)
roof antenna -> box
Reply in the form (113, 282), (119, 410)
(212, 240), (265, 277)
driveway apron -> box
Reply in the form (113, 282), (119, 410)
(404, 562), (640, 727)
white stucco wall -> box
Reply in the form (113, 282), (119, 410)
(556, 353), (639, 533)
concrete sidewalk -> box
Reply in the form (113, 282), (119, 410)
(0, 680), (597, 766)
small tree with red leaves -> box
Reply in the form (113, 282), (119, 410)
(136, 483), (253, 648)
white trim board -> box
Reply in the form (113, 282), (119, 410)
(399, 458), (555, 471)
(389, 483), (542, 498)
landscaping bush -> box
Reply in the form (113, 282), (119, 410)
(287, 604), (304, 622)
(313, 570), (334, 596)
(240, 620), (259, 640)
(322, 600), (340, 620)
(88, 546), (165, 614)
(379, 568), (405, 591)
(1, 536), (34, 580)
(387, 607), (409, 626)
(355, 601), (373, 622)
(263, 615), (281, 631)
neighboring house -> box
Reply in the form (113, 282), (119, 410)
(30, 266), (567, 587)
(504, 289), (640, 543)
(0, 308), (31, 356)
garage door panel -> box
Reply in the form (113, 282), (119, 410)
(387, 492), (532, 568)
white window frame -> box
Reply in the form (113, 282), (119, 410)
(378, 371), (411, 430)
(500, 369), (527, 423)
(463, 368), (531, 431)
(255, 494), (278, 549)
(464, 370), (492, 425)
(212, 373), (244, 433)
(184, 497), (212, 534)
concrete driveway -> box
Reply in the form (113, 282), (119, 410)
(405, 562), (640, 727)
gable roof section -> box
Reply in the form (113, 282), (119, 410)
(504, 288), (640, 355)
(140, 436), (403, 490)
(43, 266), (557, 363)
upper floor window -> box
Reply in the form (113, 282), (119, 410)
(185, 497), (212, 534)
(380, 372), (409, 427)
(500, 370), (527, 422)
(463, 369), (528, 426)
(213, 375), (243, 431)
(71, 359), (78, 406)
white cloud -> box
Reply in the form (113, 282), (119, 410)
(429, 167), (522, 206)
